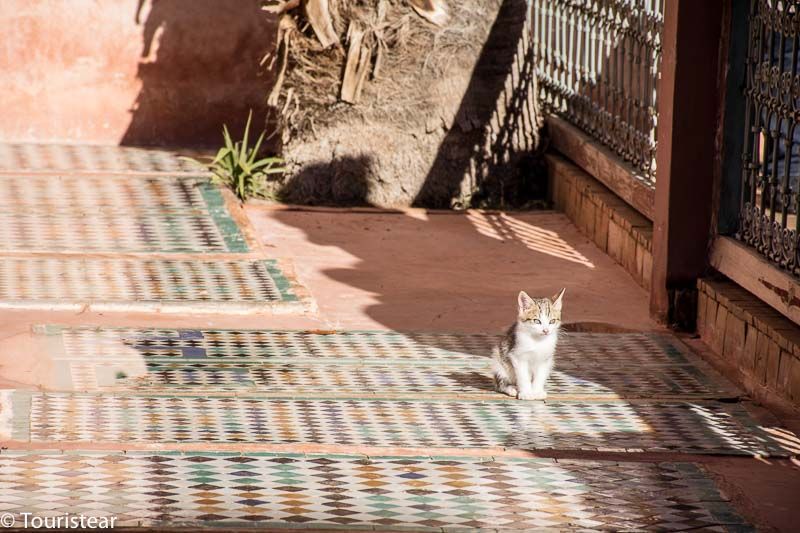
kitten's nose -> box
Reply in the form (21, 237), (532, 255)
(542, 328), (550, 335)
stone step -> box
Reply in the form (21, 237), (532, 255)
(0, 176), (248, 253)
(0, 258), (308, 314)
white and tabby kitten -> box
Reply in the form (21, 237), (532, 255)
(492, 288), (565, 400)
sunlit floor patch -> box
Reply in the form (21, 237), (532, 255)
(0, 258), (302, 313)
(8, 391), (795, 456)
(467, 211), (595, 268)
(0, 451), (751, 531)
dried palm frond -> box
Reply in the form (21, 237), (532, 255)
(262, 0), (461, 142)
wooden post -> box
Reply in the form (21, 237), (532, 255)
(650, 0), (726, 326)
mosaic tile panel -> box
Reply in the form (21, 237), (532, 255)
(53, 327), (693, 366)
(77, 361), (732, 399)
(46, 326), (735, 397)
(0, 452), (749, 531)
(0, 259), (296, 305)
(0, 177), (248, 253)
(14, 392), (795, 456)
(0, 210), (247, 253)
(0, 143), (206, 173)
(0, 175), (210, 209)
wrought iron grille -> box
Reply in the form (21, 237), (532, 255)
(738, 0), (800, 275)
(532, 0), (664, 184)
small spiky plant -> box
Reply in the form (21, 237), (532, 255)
(199, 111), (284, 201)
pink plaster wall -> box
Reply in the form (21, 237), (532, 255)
(0, 0), (276, 146)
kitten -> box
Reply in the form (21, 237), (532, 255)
(492, 288), (565, 400)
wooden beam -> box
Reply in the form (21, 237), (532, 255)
(710, 237), (800, 326)
(408, 0), (449, 26)
(340, 24), (369, 104)
(546, 115), (655, 221)
(305, 0), (339, 48)
(650, 0), (725, 325)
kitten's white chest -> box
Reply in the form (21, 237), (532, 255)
(512, 330), (557, 361)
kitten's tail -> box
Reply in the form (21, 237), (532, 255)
(490, 345), (512, 391)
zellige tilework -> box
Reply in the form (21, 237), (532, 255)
(12, 391), (795, 456)
(0, 259), (299, 310)
(0, 175), (210, 209)
(0, 451), (750, 531)
(45, 327), (738, 399)
(52, 359), (738, 399)
(110, 361), (731, 398)
(0, 176), (248, 253)
(0, 143), (206, 173)
(0, 210), (247, 253)
(52, 327), (694, 365)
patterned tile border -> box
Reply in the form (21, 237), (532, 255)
(0, 143), (207, 174)
(198, 181), (250, 253)
(0, 176), (248, 253)
(0, 451), (751, 531)
(40, 327), (739, 399)
(0, 259), (307, 314)
(6, 392), (795, 456)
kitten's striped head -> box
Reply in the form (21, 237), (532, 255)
(517, 288), (565, 337)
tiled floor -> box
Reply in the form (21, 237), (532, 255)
(0, 168), (315, 313)
(5, 391), (789, 456)
(0, 146), (791, 530)
(0, 177), (248, 253)
(0, 258), (299, 310)
(51, 326), (695, 365)
(107, 361), (734, 397)
(0, 452), (749, 531)
(0, 210), (249, 253)
(0, 143), (206, 173)
(0, 174), (211, 208)
(44, 327), (738, 399)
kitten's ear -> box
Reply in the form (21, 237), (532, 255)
(518, 291), (534, 313)
(551, 287), (566, 310)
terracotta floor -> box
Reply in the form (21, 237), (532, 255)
(0, 154), (798, 531)
(244, 205), (657, 333)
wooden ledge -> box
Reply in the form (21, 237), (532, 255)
(546, 115), (655, 221)
(710, 236), (800, 326)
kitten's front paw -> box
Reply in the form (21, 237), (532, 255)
(518, 390), (547, 401)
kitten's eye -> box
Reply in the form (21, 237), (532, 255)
(549, 319), (556, 324)
(533, 319), (541, 324)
